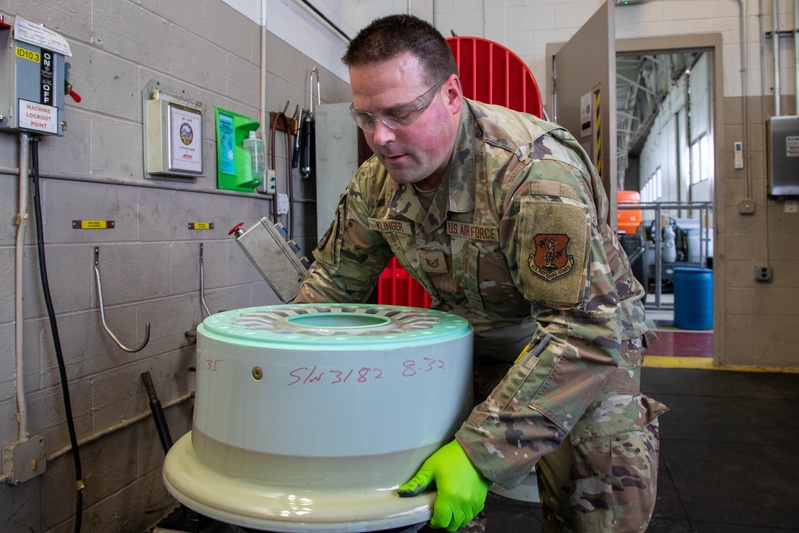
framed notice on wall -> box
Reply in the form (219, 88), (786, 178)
(143, 80), (204, 179)
(169, 103), (202, 174)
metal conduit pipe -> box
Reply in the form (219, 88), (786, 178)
(795, 0), (798, 113)
(773, 0), (781, 115)
(260, 0), (268, 168)
(15, 133), (30, 442)
(735, 0), (753, 198)
(47, 392), (194, 462)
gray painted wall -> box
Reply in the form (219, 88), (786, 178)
(0, 1), (349, 531)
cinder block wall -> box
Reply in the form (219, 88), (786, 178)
(719, 93), (799, 368)
(0, 1), (349, 531)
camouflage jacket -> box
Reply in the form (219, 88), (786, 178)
(296, 99), (662, 489)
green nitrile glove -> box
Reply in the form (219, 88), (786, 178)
(398, 440), (490, 532)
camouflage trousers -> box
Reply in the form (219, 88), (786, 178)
(470, 329), (663, 533)
(454, 419), (659, 533)
(535, 420), (661, 532)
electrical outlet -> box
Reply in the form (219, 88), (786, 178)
(266, 169), (276, 194)
(755, 265), (773, 282)
(786, 200), (798, 213)
(737, 198), (755, 215)
(277, 193), (289, 215)
(3, 436), (46, 485)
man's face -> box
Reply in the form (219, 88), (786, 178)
(349, 52), (462, 190)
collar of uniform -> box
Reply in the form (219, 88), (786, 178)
(387, 182), (426, 224)
(415, 105), (480, 234)
(385, 101), (479, 229)
(444, 101), (478, 214)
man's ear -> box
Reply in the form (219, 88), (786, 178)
(443, 74), (463, 115)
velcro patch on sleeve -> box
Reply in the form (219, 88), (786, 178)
(313, 194), (345, 268)
(517, 198), (589, 308)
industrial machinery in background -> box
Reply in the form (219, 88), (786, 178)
(617, 190), (713, 301)
(641, 215), (713, 287)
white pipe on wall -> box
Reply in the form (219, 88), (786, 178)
(773, 0), (781, 115)
(260, 0), (268, 149)
(15, 133), (30, 441)
(794, 0), (798, 113)
(735, 0), (752, 197)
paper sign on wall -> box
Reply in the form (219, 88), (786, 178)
(18, 99), (57, 134)
(580, 92), (592, 138)
(169, 104), (202, 173)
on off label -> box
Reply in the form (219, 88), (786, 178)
(16, 47), (40, 62)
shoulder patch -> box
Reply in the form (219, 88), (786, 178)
(517, 198), (589, 308)
(529, 234), (574, 281)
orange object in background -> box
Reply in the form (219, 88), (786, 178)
(617, 190), (643, 235)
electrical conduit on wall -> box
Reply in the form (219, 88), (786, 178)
(734, 0), (753, 199)
(773, 0), (781, 116)
(261, 0), (268, 181)
(13, 133), (30, 448)
(795, 0), (798, 113)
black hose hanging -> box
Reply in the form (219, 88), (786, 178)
(30, 136), (84, 533)
(141, 371), (173, 454)
(299, 112), (314, 179)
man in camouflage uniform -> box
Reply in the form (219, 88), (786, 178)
(294, 14), (667, 533)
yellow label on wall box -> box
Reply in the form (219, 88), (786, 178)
(16, 47), (40, 63)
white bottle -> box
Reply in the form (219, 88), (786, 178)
(243, 131), (265, 181)
(663, 224), (677, 263)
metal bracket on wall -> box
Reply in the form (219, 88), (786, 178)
(93, 247), (151, 353)
(199, 243), (211, 317)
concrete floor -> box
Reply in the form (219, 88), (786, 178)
(434, 366), (799, 533)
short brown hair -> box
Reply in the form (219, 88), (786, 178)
(342, 14), (458, 86)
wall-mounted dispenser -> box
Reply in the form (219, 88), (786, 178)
(215, 107), (263, 192)
(242, 130), (265, 183)
(0, 16), (72, 136)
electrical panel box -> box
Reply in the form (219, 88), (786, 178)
(766, 115), (799, 197)
(0, 16), (71, 136)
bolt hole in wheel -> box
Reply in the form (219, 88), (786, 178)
(163, 304), (473, 532)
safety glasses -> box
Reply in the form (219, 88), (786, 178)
(349, 76), (448, 132)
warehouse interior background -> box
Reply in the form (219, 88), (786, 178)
(1, 0), (797, 531)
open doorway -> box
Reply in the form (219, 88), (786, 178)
(547, 21), (723, 340)
(616, 48), (715, 319)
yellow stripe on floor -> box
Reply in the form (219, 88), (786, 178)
(644, 356), (799, 373)
(644, 356), (716, 369)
